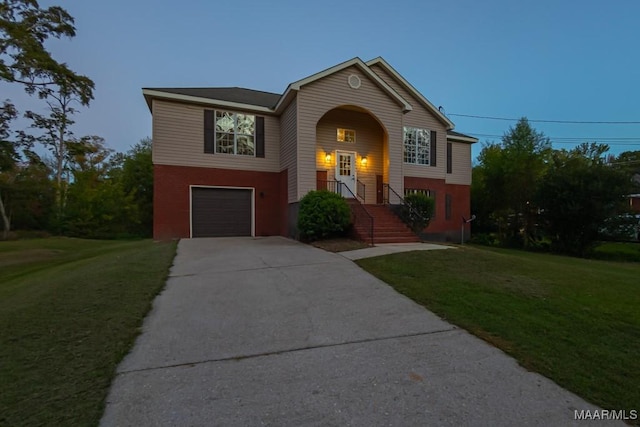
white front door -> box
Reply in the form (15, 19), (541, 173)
(336, 151), (356, 198)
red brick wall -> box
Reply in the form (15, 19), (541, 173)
(404, 176), (471, 239)
(154, 164), (287, 240)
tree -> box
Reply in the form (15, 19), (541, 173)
(0, 100), (18, 238)
(538, 143), (633, 256)
(64, 136), (138, 238)
(120, 137), (153, 236)
(472, 118), (551, 247)
(0, 0), (94, 102)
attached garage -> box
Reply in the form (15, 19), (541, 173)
(191, 186), (253, 237)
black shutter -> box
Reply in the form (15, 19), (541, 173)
(430, 130), (437, 167)
(204, 110), (215, 154)
(255, 116), (265, 158)
(446, 142), (452, 173)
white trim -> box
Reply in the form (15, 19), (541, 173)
(189, 185), (255, 238)
(143, 89), (274, 114)
(335, 150), (357, 197)
(447, 134), (479, 143)
(366, 57), (455, 129)
(274, 57), (412, 112)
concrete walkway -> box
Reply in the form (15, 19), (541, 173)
(340, 242), (454, 260)
(101, 237), (618, 426)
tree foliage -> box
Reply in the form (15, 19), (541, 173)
(472, 118), (551, 247)
(472, 118), (637, 256)
(538, 143), (634, 256)
(0, 0), (94, 103)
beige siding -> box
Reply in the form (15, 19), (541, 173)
(446, 142), (472, 185)
(297, 65), (404, 200)
(279, 98), (298, 203)
(316, 109), (384, 203)
(152, 99), (280, 172)
(369, 64), (449, 181)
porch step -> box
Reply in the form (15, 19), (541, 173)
(347, 201), (419, 244)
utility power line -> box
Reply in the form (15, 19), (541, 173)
(450, 113), (640, 125)
(467, 133), (640, 145)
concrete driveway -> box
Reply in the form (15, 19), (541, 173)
(101, 237), (617, 426)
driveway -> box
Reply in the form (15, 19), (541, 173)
(101, 237), (616, 426)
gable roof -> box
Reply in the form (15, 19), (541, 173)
(274, 57), (412, 113)
(145, 87), (281, 108)
(366, 57), (455, 130)
(142, 87), (280, 113)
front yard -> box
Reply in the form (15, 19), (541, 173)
(357, 246), (639, 416)
(0, 238), (176, 426)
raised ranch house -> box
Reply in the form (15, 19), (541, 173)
(143, 57), (478, 243)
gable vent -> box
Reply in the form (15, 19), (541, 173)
(348, 74), (361, 89)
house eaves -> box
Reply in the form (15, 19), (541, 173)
(447, 130), (478, 144)
(366, 57), (455, 130)
(142, 89), (277, 114)
(274, 57), (413, 114)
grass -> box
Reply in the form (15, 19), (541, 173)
(357, 245), (640, 416)
(0, 237), (176, 427)
(593, 241), (640, 262)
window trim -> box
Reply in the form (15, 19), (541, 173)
(403, 126), (430, 165)
(337, 128), (356, 143)
(214, 110), (257, 157)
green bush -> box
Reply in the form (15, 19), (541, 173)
(400, 193), (435, 233)
(298, 190), (351, 241)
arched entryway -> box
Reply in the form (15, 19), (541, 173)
(315, 105), (388, 204)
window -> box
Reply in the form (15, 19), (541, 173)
(446, 142), (453, 174)
(404, 127), (430, 165)
(445, 194), (452, 220)
(337, 128), (356, 143)
(215, 111), (255, 156)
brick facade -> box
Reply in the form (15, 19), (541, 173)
(404, 176), (471, 241)
(154, 164), (287, 240)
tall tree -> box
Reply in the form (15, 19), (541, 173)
(20, 78), (93, 227)
(0, 0), (94, 102)
(472, 118), (551, 247)
(538, 143), (633, 255)
(120, 137), (153, 236)
(0, 100), (18, 238)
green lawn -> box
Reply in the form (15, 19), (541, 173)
(0, 237), (176, 427)
(593, 241), (640, 262)
(357, 246), (640, 415)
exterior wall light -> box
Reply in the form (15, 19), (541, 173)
(361, 156), (368, 166)
(325, 152), (331, 163)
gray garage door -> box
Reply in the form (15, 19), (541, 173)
(191, 187), (252, 237)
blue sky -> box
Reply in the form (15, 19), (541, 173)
(3, 0), (640, 161)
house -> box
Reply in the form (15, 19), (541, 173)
(143, 57), (478, 243)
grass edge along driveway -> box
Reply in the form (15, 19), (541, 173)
(357, 246), (639, 420)
(0, 238), (176, 427)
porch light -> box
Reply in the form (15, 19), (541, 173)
(361, 156), (368, 166)
(325, 152), (331, 163)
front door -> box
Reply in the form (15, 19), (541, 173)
(335, 151), (356, 198)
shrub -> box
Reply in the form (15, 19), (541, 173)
(298, 190), (351, 241)
(399, 193), (435, 233)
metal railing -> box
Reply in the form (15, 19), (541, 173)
(382, 183), (428, 233)
(356, 179), (366, 204)
(340, 182), (374, 246)
(317, 180), (339, 193)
